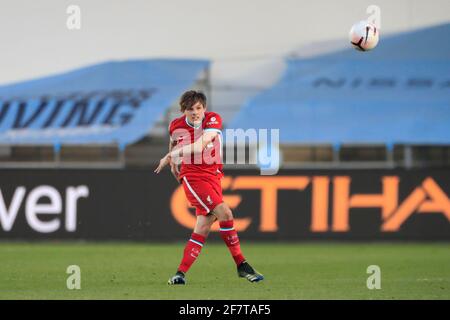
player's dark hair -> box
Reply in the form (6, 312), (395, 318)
(179, 90), (207, 112)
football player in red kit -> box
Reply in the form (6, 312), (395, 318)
(154, 90), (263, 285)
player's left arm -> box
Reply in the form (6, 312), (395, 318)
(170, 114), (222, 159)
(154, 114), (222, 174)
(154, 131), (218, 174)
(170, 130), (218, 158)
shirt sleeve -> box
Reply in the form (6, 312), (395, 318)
(204, 113), (222, 134)
(168, 121), (174, 137)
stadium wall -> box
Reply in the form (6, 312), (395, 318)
(0, 169), (449, 241)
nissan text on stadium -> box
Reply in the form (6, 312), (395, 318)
(0, 0), (449, 316)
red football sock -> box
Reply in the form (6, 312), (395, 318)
(219, 220), (245, 266)
(178, 233), (205, 273)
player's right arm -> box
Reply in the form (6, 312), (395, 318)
(155, 121), (181, 178)
(168, 137), (180, 181)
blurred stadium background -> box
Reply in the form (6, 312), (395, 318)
(0, 0), (449, 299)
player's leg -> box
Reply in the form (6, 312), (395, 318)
(212, 203), (264, 283)
(212, 203), (245, 266)
(193, 213), (217, 237)
(169, 176), (214, 285)
(168, 214), (216, 285)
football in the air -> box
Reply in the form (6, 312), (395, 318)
(349, 20), (379, 51)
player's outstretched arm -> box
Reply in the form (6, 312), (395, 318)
(169, 131), (218, 159)
(154, 153), (171, 174)
(154, 137), (181, 176)
(168, 138), (180, 181)
(155, 131), (218, 174)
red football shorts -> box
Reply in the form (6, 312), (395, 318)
(181, 175), (223, 216)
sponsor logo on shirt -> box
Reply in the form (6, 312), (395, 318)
(206, 116), (219, 126)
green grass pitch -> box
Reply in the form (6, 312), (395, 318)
(0, 242), (449, 299)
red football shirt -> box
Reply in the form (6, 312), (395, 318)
(169, 112), (223, 179)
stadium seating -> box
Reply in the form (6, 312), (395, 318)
(227, 24), (450, 145)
